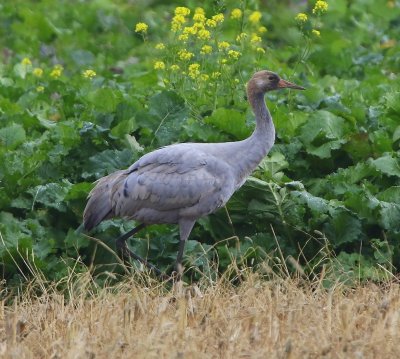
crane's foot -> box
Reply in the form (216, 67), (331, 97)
(169, 263), (184, 282)
(116, 237), (169, 281)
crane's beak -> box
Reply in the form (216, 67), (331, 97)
(278, 78), (305, 90)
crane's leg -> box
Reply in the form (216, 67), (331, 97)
(116, 224), (167, 279)
(175, 219), (195, 280)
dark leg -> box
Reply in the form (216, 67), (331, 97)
(174, 220), (195, 280)
(116, 223), (146, 247)
(116, 224), (167, 279)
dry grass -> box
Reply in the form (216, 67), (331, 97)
(1, 268), (400, 359)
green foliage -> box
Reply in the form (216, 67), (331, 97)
(1, 0), (400, 285)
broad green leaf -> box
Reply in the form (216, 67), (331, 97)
(64, 228), (89, 250)
(182, 118), (223, 142)
(371, 239), (394, 265)
(320, 162), (375, 196)
(393, 126), (400, 142)
(17, 7), (56, 41)
(82, 148), (134, 178)
(111, 102), (141, 139)
(70, 49), (95, 66)
(379, 202), (400, 231)
(275, 110), (309, 140)
(10, 196), (32, 210)
(0, 123), (26, 149)
(65, 182), (94, 200)
(148, 90), (188, 145)
(29, 181), (72, 212)
(110, 118), (137, 139)
(370, 129), (394, 154)
(0, 96), (21, 115)
(13, 63), (29, 79)
(327, 252), (387, 284)
(110, 103), (139, 138)
(0, 212), (33, 252)
(343, 132), (371, 160)
(345, 192), (379, 224)
(377, 186), (400, 204)
(257, 152), (290, 181)
(385, 92), (400, 114)
(300, 110), (348, 158)
(306, 140), (345, 159)
(292, 190), (330, 214)
(324, 208), (362, 246)
(53, 121), (81, 149)
(205, 108), (251, 140)
(86, 88), (123, 112)
(370, 154), (400, 177)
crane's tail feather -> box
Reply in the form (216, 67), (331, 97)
(83, 170), (125, 231)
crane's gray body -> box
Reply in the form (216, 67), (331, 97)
(84, 121), (274, 230)
(83, 70), (303, 271)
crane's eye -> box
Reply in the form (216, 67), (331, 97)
(268, 75), (276, 81)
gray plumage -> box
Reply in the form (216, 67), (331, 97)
(83, 70), (305, 274)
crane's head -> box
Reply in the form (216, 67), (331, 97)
(248, 70), (305, 95)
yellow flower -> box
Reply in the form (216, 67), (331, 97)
(171, 15), (186, 31)
(170, 64), (180, 71)
(171, 23), (181, 32)
(200, 45), (213, 55)
(256, 47), (266, 54)
(33, 67), (43, 77)
(154, 61), (165, 70)
(234, 78), (240, 84)
(178, 34), (189, 41)
(236, 32), (248, 42)
(200, 74), (209, 81)
(250, 33), (262, 44)
(221, 58), (228, 64)
(188, 63), (200, 79)
(82, 69), (96, 79)
(228, 50), (241, 60)
(193, 22), (205, 30)
(155, 43), (165, 50)
(312, 29), (321, 37)
(249, 11), (262, 23)
(21, 57), (32, 65)
(313, 0), (328, 14)
(218, 41), (230, 50)
(50, 64), (63, 78)
(211, 72), (221, 79)
(194, 7), (205, 15)
(295, 13), (308, 23)
(197, 29), (211, 40)
(36, 85), (44, 92)
(175, 7), (190, 16)
(258, 26), (268, 34)
(178, 49), (194, 61)
(135, 22), (148, 33)
(231, 9), (242, 20)
(206, 19), (217, 27)
(212, 13), (224, 24)
(183, 26), (197, 35)
(193, 13), (206, 22)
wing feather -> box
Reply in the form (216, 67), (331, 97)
(111, 145), (234, 221)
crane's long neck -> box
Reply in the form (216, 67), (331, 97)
(229, 89), (275, 187)
(248, 91), (275, 151)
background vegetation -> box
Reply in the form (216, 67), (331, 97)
(0, 0), (399, 286)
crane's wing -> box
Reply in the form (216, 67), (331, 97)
(83, 170), (125, 231)
(111, 144), (235, 222)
